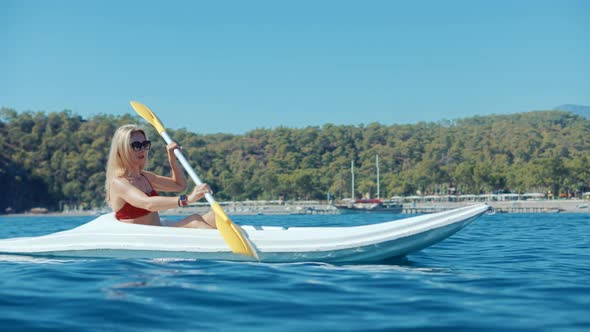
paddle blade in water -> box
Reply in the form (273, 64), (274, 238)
(211, 202), (258, 259)
(130, 101), (166, 134)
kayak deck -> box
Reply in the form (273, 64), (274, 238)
(0, 204), (489, 263)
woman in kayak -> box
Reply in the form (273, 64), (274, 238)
(105, 124), (217, 228)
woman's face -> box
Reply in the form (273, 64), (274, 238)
(129, 131), (149, 166)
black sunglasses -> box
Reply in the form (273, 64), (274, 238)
(130, 140), (151, 151)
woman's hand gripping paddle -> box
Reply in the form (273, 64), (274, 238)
(130, 101), (258, 259)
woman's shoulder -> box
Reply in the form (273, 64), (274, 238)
(140, 170), (157, 180)
(111, 176), (131, 189)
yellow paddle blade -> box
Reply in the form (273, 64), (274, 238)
(130, 101), (166, 134)
(211, 202), (258, 259)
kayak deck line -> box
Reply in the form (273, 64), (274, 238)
(0, 204), (490, 263)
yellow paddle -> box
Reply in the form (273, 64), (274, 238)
(130, 101), (258, 259)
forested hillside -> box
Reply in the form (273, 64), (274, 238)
(1, 108), (589, 212)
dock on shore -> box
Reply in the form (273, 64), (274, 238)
(164, 199), (589, 216)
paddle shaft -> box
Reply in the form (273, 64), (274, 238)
(160, 131), (215, 204)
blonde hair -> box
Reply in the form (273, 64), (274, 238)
(105, 124), (149, 204)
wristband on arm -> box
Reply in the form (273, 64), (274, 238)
(178, 194), (188, 207)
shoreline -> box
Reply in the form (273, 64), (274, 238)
(3, 199), (589, 217)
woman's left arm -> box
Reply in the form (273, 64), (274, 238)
(167, 142), (187, 188)
(146, 142), (188, 192)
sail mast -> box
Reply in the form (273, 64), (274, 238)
(376, 154), (380, 199)
(351, 160), (355, 200)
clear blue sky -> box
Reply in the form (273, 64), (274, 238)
(2, 0), (588, 134)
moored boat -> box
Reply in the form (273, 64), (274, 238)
(0, 204), (490, 263)
(336, 155), (402, 214)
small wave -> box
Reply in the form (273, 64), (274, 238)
(0, 254), (79, 264)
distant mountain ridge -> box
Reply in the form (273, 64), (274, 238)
(554, 104), (590, 118)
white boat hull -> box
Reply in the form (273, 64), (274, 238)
(0, 204), (489, 263)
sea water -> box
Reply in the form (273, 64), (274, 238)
(0, 213), (588, 331)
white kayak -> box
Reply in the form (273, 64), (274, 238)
(0, 204), (489, 263)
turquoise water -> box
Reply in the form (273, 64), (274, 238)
(0, 213), (588, 331)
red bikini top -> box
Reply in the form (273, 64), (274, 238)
(115, 175), (159, 220)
